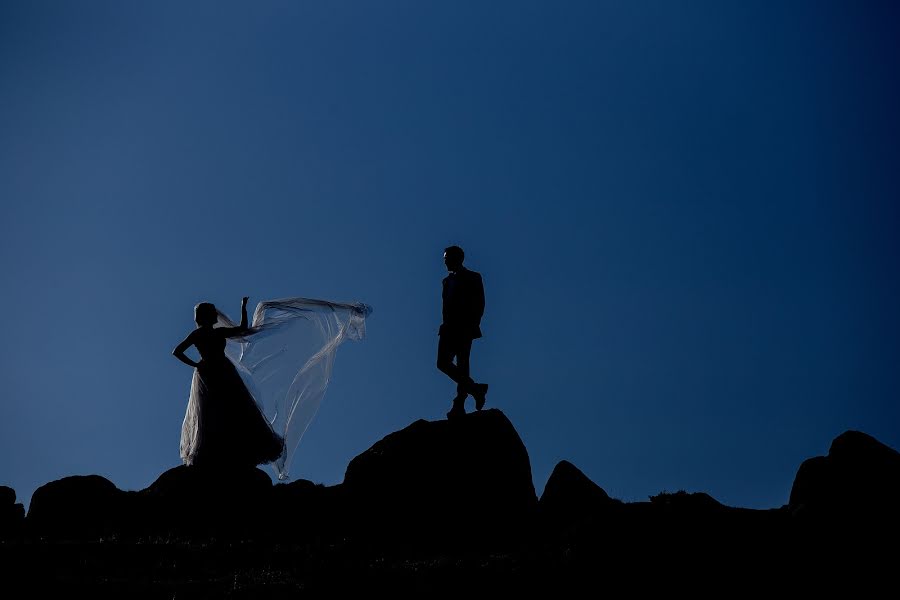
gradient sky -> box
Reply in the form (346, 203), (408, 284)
(2, 1), (898, 511)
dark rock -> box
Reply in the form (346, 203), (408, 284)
(0, 485), (15, 506)
(539, 460), (618, 524)
(0, 486), (25, 539)
(649, 490), (727, 513)
(138, 465), (274, 538)
(144, 464), (272, 498)
(343, 409), (537, 545)
(0, 503), (25, 527)
(270, 479), (348, 539)
(789, 430), (900, 524)
(26, 475), (129, 539)
(9, 417), (900, 591)
(789, 455), (830, 509)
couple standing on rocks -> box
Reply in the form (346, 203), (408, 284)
(171, 244), (489, 472)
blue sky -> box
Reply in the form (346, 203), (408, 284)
(2, 1), (898, 511)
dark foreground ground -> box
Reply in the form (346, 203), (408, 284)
(1, 518), (893, 597)
(2, 412), (897, 597)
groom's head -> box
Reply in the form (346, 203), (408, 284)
(443, 245), (464, 272)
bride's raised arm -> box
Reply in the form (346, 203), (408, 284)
(219, 296), (251, 338)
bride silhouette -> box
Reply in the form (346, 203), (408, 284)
(173, 296), (284, 469)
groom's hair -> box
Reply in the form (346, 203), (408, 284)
(444, 245), (464, 263)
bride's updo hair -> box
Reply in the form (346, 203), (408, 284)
(195, 302), (218, 327)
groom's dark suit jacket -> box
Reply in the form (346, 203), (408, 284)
(440, 267), (485, 340)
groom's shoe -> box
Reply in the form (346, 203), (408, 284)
(447, 394), (466, 420)
(447, 406), (465, 420)
(473, 383), (489, 411)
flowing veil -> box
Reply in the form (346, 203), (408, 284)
(212, 297), (371, 479)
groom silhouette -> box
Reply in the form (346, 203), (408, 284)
(437, 245), (488, 419)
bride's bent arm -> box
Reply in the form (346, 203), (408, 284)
(173, 332), (200, 368)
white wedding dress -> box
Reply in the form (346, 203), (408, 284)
(180, 297), (371, 478)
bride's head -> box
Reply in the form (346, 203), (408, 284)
(195, 302), (218, 327)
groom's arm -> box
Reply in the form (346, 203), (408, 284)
(473, 273), (485, 322)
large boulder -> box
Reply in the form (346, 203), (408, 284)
(342, 409), (537, 544)
(138, 465), (274, 538)
(270, 479), (349, 540)
(26, 475), (130, 539)
(0, 485), (25, 539)
(539, 460), (618, 525)
(789, 430), (900, 524)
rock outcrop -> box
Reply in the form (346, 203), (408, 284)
(21, 409), (539, 544)
(789, 430), (900, 526)
(6, 421), (899, 595)
(0, 485), (25, 539)
(343, 408), (537, 543)
(27, 475), (129, 539)
(540, 460), (617, 514)
(17, 421), (900, 550)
